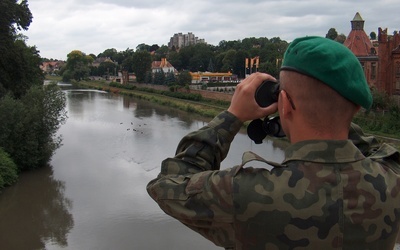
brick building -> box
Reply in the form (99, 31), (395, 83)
(344, 12), (400, 104)
(377, 28), (400, 98)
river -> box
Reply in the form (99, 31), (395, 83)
(0, 88), (288, 250)
(2, 88), (398, 250)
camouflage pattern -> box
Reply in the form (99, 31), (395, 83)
(147, 111), (400, 249)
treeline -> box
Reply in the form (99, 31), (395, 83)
(56, 28), (363, 86)
(58, 37), (289, 84)
(0, 0), (67, 190)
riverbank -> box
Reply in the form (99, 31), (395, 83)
(53, 78), (400, 149)
(71, 80), (228, 119)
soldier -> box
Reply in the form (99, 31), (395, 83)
(147, 36), (400, 249)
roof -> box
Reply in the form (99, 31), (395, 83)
(151, 58), (175, 69)
(352, 12), (363, 21)
(344, 12), (376, 57)
(151, 58), (178, 73)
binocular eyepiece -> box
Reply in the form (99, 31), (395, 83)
(247, 80), (285, 144)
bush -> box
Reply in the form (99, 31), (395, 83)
(0, 147), (18, 189)
(0, 84), (67, 171)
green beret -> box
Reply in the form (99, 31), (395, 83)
(281, 36), (372, 109)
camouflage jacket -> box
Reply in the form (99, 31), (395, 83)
(147, 111), (400, 250)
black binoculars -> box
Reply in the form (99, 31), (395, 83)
(247, 80), (286, 144)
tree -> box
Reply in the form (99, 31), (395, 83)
(131, 50), (152, 82)
(97, 48), (118, 60)
(178, 45), (196, 71)
(326, 28), (338, 40)
(167, 51), (182, 71)
(221, 49), (237, 72)
(63, 50), (93, 81)
(165, 71), (176, 86)
(335, 34), (347, 44)
(207, 58), (215, 72)
(98, 61), (117, 77)
(177, 70), (192, 86)
(153, 70), (166, 85)
(150, 44), (160, 52)
(188, 43), (214, 72)
(0, 0), (67, 187)
(234, 50), (248, 78)
(370, 32), (377, 40)
(154, 45), (169, 60)
(0, 0), (42, 99)
(136, 43), (151, 52)
(0, 84), (67, 171)
(0, 147), (18, 188)
(0, 0), (32, 42)
(145, 70), (153, 83)
(0, 38), (44, 98)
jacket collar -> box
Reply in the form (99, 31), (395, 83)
(283, 140), (365, 164)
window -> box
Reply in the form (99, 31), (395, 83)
(371, 62), (376, 79)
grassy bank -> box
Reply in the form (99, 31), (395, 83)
(53, 77), (400, 149)
(72, 80), (227, 118)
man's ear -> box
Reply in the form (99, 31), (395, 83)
(280, 90), (294, 117)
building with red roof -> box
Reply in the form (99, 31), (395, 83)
(344, 13), (379, 88)
(344, 12), (400, 103)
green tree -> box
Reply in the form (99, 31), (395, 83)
(116, 48), (134, 66)
(0, 147), (18, 188)
(335, 34), (347, 44)
(370, 32), (377, 40)
(145, 70), (153, 83)
(136, 43), (151, 52)
(0, 84), (67, 171)
(153, 70), (166, 85)
(97, 48), (118, 60)
(0, 0), (32, 41)
(221, 49), (237, 72)
(150, 44), (160, 52)
(165, 71), (176, 86)
(0, 0), (67, 190)
(63, 50), (93, 81)
(178, 46), (195, 71)
(132, 50), (152, 83)
(121, 54), (135, 72)
(326, 28), (338, 40)
(0, 38), (44, 98)
(233, 50), (248, 78)
(189, 43), (214, 72)
(154, 45), (169, 60)
(98, 61), (117, 77)
(177, 70), (192, 86)
(167, 51), (182, 71)
(0, 0), (43, 99)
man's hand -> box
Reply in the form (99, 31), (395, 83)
(228, 73), (278, 122)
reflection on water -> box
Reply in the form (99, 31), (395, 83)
(0, 89), (288, 250)
(0, 165), (73, 250)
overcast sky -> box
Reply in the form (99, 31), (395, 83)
(23, 0), (400, 60)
